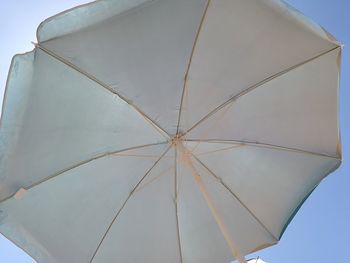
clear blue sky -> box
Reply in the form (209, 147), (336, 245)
(0, 1), (349, 262)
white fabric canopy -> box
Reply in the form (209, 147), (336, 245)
(0, 0), (341, 262)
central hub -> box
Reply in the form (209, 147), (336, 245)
(170, 133), (184, 147)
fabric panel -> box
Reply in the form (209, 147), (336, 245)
(40, 0), (208, 135)
(179, 0), (338, 133)
(187, 48), (340, 157)
(92, 149), (181, 263)
(0, 145), (168, 263)
(189, 142), (340, 238)
(0, 49), (163, 201)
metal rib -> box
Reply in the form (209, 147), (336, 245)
(175, 0), (211, 135)
(184, 46), (340, 135)
(184, 138), (340, 160)
(190, 144), (244, 156)
(89, 145), (171, 262)
(34, 43), (170, 140)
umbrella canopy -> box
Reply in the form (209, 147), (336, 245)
(0, 0), (342, 262)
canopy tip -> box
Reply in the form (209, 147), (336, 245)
(14, 188), (27, 200)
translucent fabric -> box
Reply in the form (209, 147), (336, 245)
(0, 0), (341, 262)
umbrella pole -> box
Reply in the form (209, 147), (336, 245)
(177, 143), (247, 263)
